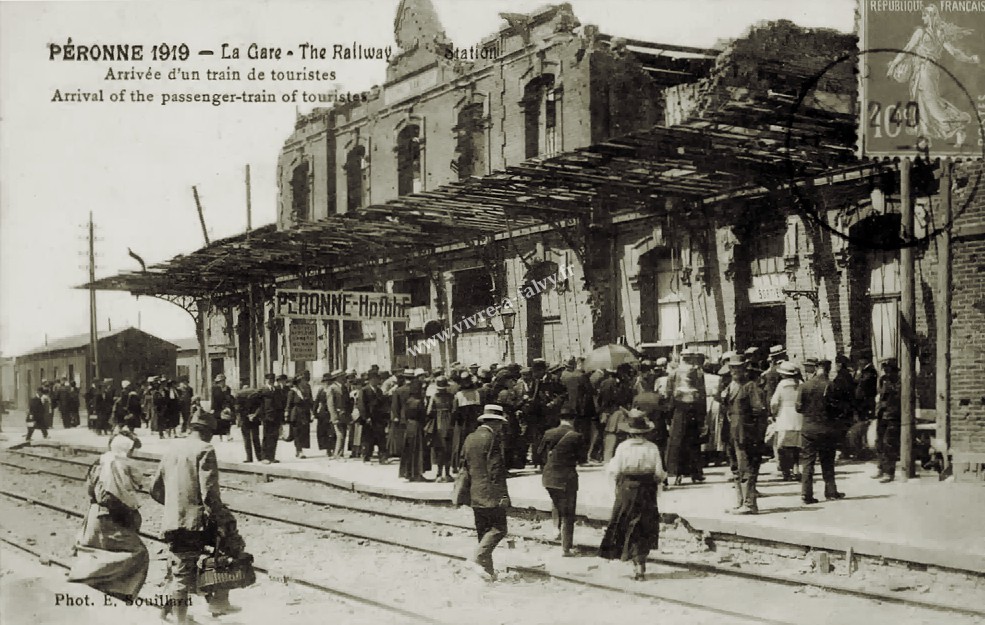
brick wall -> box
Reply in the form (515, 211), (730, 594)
(950, 161), (985, 456)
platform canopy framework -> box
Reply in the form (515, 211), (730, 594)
(81, 21), (886, 301)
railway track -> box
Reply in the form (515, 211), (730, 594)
(0, 473), (450, 624)
(4, 446), (984, 625)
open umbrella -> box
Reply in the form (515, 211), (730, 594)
(583, 344), (639, 372)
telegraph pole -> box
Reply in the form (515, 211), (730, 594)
(900, 159), (916, 481)
(88, 212), (101, 383)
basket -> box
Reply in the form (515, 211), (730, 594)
(197, 552), (256, 593)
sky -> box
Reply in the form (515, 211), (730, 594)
(0, 0), (856, 356)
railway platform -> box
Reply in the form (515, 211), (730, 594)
(2, 418), (983, 576)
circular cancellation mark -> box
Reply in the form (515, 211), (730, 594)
(781, 47), (984, 251)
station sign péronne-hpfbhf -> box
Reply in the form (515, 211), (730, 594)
(274, 288), (411, 322)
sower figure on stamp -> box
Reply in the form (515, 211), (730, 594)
(461, 405), (511, 580)
(539, 406), (585, 556)
(151, 410), (243, 624)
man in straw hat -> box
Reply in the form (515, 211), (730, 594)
(539, 406), (585, 556)
(151, 409), (243, 622)
(461, 405), (511, 580)
(723, 354), (768, 515)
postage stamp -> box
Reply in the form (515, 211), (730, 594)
(860, 1), (985, 158)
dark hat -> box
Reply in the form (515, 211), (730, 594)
(468, 363), (479, 370)
(881, 357), (899, 368)
(276, 374), (288, 382)
(435, 376), (449, 389)
(264, 373), (276, 381)
(321, 373), (333, 383)
(835, 354), (850, 366)
(620, 409), (654, 434)
(804, 358), (819, 368)
(531, 358), (548, 368)
(817, 359), (832, 369)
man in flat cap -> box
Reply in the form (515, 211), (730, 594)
(874, 357), (901, 482)
(723, 354), (767, 514)
(151, 409), (243, 622)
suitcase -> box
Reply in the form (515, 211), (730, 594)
(197, 551), (256, 593)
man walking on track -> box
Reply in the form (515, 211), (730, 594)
(151, 410), (243, 624)
(462, 404), (511, 580)
(539, 407), (584, 556)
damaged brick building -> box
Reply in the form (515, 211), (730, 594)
(88, 1), (985, 477)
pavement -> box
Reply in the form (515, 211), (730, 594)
(2, 412), (983, 576)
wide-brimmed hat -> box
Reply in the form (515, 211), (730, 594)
(401, 368), (416, 378)
(769, 344), (787, 358)
(189, 410), (218, 433)
(881, 357), (899, 369)
(328, 369), (345, 380)
(803, 358), (819, 368)
(413, 368), (427, 377)
(320, 373), (333, 383)
(214, 373), (226, 383)
(777, 361), (799, 377)
(468, 363), (479, 370)
(620, 409), (654, 434)
(478, 404), (507, 422)
(726, 354), (748, 368)
(531, 358), (548, 369)
(435, 376), (449, 389)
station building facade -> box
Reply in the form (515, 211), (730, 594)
(170, 2), (983, 475)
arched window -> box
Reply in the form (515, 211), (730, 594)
(455, 103), (486, 180)
(522, 74), (556, 159)
(345, 145), (367, 212)
(291, 161), (311, 221)
(397, 125), (422, 196)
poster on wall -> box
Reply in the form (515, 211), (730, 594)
(288, 319), (318, 362)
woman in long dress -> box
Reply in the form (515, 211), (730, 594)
(598, 410), (666, 581)
(887, 5), (980, 148)
(68, 432), (149, 602)
(399, 379), (428, 482)
(770, 361), (803, 481)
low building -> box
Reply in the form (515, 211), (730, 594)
(13, 327), (178, 409)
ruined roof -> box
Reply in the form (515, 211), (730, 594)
(82, 21), (884, 300)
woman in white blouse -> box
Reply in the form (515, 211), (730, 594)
(770, 361), (803, 481)
(598, 409), (666, 580)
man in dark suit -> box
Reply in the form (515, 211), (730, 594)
(462, 404), (511, 579)
(874, 358), (902, 482)
(559, 357), (595, 463)
(854, 350), (878, 423)
(724, 355), (767, 515)
(237, 387), (263, 463)
(538, 407), (585, 556)
(359, 371), (388, 463)
(26, 387), (49, 441)
(760, 345), (787, 407)
(797, 359), (845, 504)
(258, 373), (282, 464)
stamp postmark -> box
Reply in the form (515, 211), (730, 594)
(860, 1), (985, 158)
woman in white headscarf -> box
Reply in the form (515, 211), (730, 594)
(68, 432), (149, 602)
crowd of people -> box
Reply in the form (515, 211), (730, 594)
(30, 345), (904, 584)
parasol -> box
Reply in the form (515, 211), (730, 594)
(582, 344), (639, 372)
